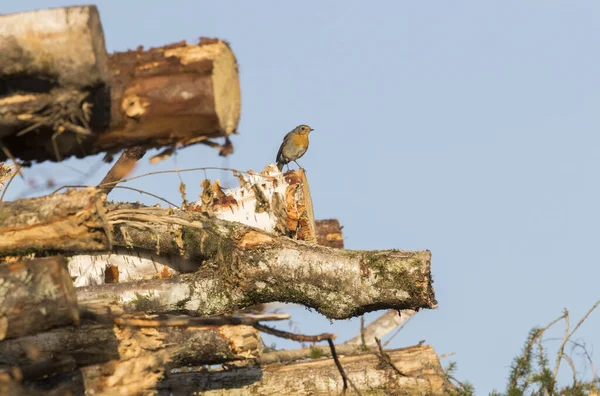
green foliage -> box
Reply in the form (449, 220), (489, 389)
(444, 361), (475, 395)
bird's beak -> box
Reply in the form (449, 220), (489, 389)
(310, 128), (314, 132)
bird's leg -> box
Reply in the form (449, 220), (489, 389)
(285, 163), (290, 171)
(293, 160), (305, 172)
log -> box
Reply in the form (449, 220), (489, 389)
(0, 189), (435, 319)
(67, 167), (317, 287)
(156, 345), (453, 395)
(0, 6), (111, 163)
(344, 309), (416, 346)
(0, 6), (109, 87)
(0, 35), (240, 163)
(315, 219), (344, 249)
(0, 321), (261, 368)
(79, 204), (435, 319)
(0, 188), (109, 256)
(0, 257), (79, 340)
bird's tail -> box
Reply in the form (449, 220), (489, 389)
(277, 162), (284, 171)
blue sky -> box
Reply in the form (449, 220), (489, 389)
(3, 1), (600, 393)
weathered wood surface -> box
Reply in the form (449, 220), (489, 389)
(0, 322), (261, 368)
(0, 257), (79, 340)
(0, 188), (109, 256)
(156, 345), (452, 395)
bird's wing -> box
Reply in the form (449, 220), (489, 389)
(276, 131), (295, 163)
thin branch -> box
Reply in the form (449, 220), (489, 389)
(328, 338), (363, 395)
(360, 315), (366, 349)
(553, 308), (571, 382)
(562, 353), (578, 387)
(375, 337), (407, 377)
(0, 162), (21, 202)
(50, 166), (278, 195)
(253, 323), (335, 342)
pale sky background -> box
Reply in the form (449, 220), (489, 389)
(3, 1), (600, 393)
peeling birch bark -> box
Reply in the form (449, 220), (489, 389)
(68, 167), (316, 287)
(156, 345), (453, 395)
(0, 257), (79, 340)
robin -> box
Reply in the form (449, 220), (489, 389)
(276, 124), (314, 171)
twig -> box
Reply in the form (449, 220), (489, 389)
(253, 323), (362, 394)
(328, 338), (363, 395)
(50, 166), (279, 195)
(553, 308), (571, 382)
(80, 310), (290, 327)
(253, 323), (335, 342)
(375, 337), (407, 377)
(99, 146), (147, 195)
(0, 162), (21, 202)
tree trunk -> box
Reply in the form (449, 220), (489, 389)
(0, 257), (79, 340)
(156, 345), (453, 395)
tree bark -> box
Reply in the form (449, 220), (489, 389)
(315, 219), (344, 249)
(81, 203), (435, 318)
(0, 188), (435, 318)
(0, 322), (261, 368)
(0, 188), (109, 256)
(156, 345), (452, 395)
(0, 257), (79, 340)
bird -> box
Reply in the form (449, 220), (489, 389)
(276, 124), (314, 171)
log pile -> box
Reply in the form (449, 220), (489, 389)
(0, 5), (450, 395)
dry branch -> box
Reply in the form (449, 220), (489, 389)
(156, 345), (452, 395)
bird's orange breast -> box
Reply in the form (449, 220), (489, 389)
(291, 133), (309, 149)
